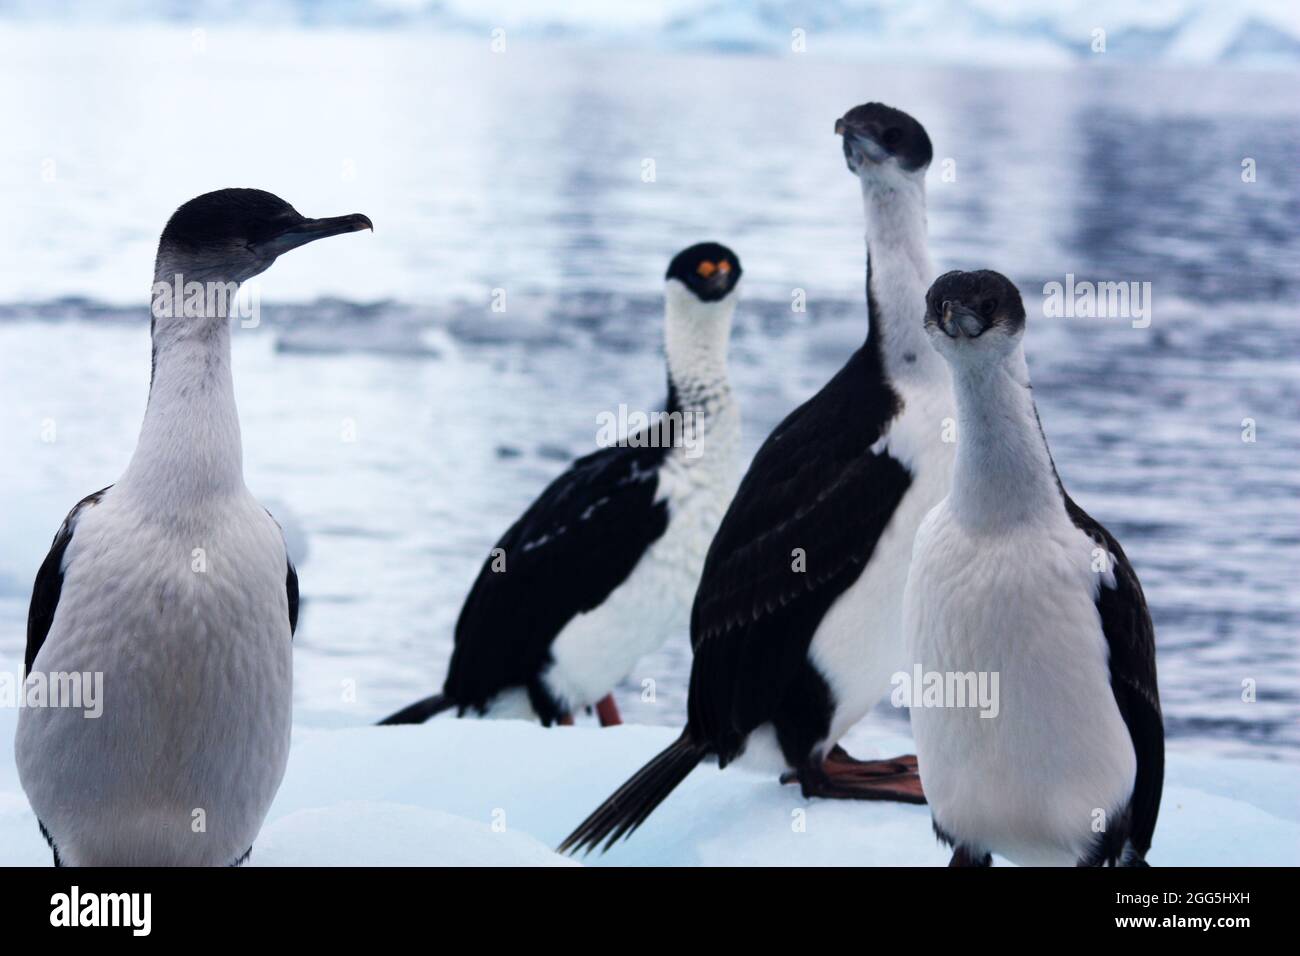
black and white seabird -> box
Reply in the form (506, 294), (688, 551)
(17, 188), (372, 866)
(380, 242), (742, 728)
(904, 270), (1163, 866)
(561, 103), (956, 854)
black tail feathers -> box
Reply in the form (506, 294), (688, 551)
(377, 693), (456, 726)
(558, 732), (704, 855)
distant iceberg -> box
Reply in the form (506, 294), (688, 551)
(1, 0), (1298, 66)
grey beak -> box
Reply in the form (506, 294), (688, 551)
(835, 120), (887, 164)
(941, 301), (987, 338)
(704, 270), (732, 292)
(253, 213), (373, 257)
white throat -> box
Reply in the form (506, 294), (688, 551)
(947, 346), (1062, 532)
(118, 259), (247, 515)
(663, 280), (734, 415)
(859, 174), (941, 382)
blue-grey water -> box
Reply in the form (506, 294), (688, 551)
(0, 28), (1296, 762)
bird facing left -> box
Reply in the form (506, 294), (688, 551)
(16, 188), (372, 866)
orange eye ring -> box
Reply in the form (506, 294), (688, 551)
(716, 260), (731, 274)
(696, 260), (717, 278)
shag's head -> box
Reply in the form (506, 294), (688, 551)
(156, 188), (372, 285)
(665, 242), (743, 304)
(835, 102), (932, 187)
(924, 270), (1026, 362)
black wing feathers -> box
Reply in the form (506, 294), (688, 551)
(25, 487), (110, 675)
(443, 439), (672, 716)
(1066, 494), (1164, 862)
(286, 560), (300, 638)
(264, 507), (300, 640)
(686, 345), (910, 762)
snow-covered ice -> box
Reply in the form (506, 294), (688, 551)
(253, 803), (575, 867)
(2, 708), (1296, 866)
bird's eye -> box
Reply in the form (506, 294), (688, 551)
(716, 260), (731, 274)
(882, 128), (903, 147)
(980, 299), (997, 318)
(696, 261), (717, 278)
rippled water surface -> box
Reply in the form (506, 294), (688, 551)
(0, 28), (1296, 761)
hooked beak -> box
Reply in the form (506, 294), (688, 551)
(938, 301), (988, 339)
(252, 212), (373, 257)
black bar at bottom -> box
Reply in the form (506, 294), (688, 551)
(0, 865), (1278, 939)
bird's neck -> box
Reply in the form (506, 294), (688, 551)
(663, 286), (734, 419)
(118, 268), (246, 514)
(861, 178), (942, 383)
(948, 349), (1063, 532)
